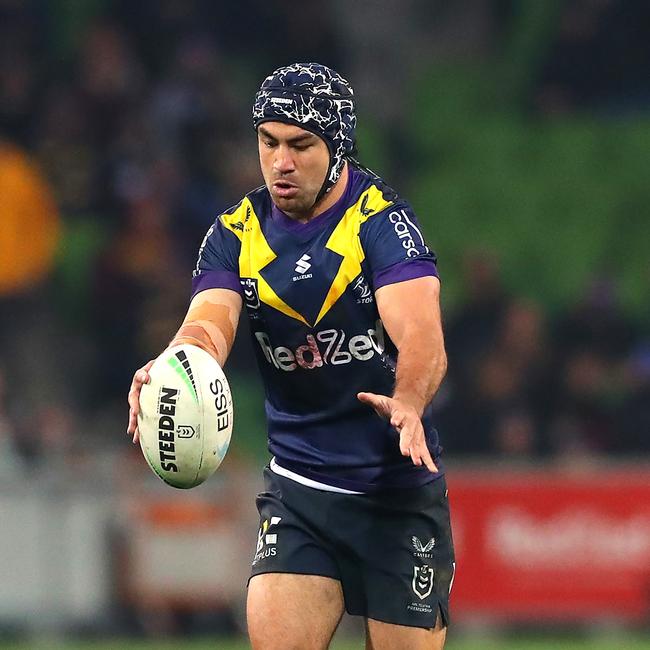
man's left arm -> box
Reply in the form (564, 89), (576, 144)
(357, 275), (446, 472)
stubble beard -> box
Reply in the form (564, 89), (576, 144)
(271, 189), (317, 221)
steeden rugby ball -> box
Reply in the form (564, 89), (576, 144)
(137, 344), (233, 488)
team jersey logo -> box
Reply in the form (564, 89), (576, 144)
(352, 274), (373, 304)
(241, 278), (261, 310)
(412, 565), (435, 600)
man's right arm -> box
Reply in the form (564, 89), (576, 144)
(127, 288), (242, 442)
(169, 287), (242, 368)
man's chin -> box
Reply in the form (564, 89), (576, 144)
(271, 192), (308, 214)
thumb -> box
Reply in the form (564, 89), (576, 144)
(357, 391), (377, 403)
(357, 391), (384, 407)
(357, 392), (392, 418)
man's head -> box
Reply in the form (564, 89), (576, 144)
(253, 62), (356, 214)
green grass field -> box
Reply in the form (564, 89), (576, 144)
(1, 636), (649, 650)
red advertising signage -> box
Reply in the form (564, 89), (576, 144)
(448, 468), (650, 622)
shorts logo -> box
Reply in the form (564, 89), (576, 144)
(412, 535), (435, 559)
(412, 565), (435, 600)
(241, 278), (260, 310)
(252, 516), (282, 565)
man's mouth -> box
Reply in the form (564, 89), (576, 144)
(273, 180), (299, 198)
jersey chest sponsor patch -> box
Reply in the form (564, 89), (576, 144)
(254, 320), (385, 372)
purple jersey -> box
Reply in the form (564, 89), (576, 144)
(192, 162), (442, 492)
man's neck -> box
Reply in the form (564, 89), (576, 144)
(294, 162), (349, 224)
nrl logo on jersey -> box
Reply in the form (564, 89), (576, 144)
(412, 536), (435, 559)
(241, 278), (260, 310)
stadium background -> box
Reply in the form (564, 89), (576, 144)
(0, 1), (649, 648)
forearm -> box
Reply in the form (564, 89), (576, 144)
(170, 324), (228, 366)
(392, 337), (447, 417)
(169, 290), (240, 368)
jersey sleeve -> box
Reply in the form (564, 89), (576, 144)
(191, 215), (242, 299)
(360, 202), (438, 290)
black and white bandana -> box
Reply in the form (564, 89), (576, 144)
(252, 62), (356, 203)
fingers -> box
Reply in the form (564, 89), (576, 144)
(420, 448), (438, 473)
(359, 392), (439, 473)
(126, 384), (141, 434)
(132, 427), (140, 445)
(399, 421), (438, 473)
(397, 416), (413, 456)
(391, 410), (407, 431)
(127, 407), (137, 435)
(126, 363), (153, 436)
(357, 392), (392, 419)
(357, 391), (380, 407)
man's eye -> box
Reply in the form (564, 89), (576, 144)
(264, 140), (276, 148)
(294, 144), (310, 151)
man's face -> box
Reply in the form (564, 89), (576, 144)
(257, 121), (330, 218)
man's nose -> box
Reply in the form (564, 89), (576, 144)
(273, 146), (295, 173)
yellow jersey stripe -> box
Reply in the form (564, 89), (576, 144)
(237, 199), (310, 326)
(314, 186), (393, 325)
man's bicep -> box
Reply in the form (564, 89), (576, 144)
(175, 288), (243, 366)
(375, 276), (443, 349)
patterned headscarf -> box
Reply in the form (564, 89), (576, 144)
(253, 62), (356, 204)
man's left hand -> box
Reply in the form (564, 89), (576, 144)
(357, 392), (438, 473)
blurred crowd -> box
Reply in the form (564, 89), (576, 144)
(437, 251), (650, 458)
(0, 0), (648, 474)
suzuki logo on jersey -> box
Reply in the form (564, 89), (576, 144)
(255, 322), (385, 371)
(295, 254), (311, 273)
(293, 254), (312, 281)
(389, 209), (429, 259)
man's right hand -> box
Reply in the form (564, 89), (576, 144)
(127, 360), (155, 444)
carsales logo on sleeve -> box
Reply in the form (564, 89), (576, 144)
(389, 209), (429, 258)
